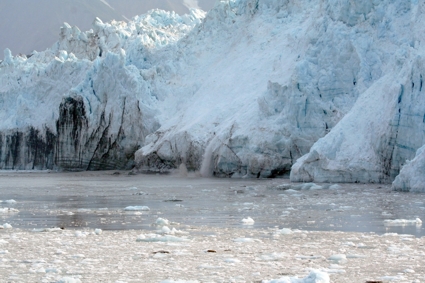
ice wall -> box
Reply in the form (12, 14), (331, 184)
(134, 0), (375, 177)
(0, 10), (202, 170)
(2, 0), (425, 183)
(291, 1), (425, 183)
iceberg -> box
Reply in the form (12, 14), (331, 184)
(392, 144), (425, 192)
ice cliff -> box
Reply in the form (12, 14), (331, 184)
(1, 0), (425, 188)
(0, 9), (203, 170)
(290, 0), (425, 185)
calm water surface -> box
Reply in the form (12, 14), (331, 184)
(0, 171), (424, 237)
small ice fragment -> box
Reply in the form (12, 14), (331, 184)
(160, 280), (199, 283)
(160, 226), (171, 234)
(0, 208), (19, 214)
(94, 229), (102, 235)
(262, 270), (330, 283)
(257, 252), (286, 261)
(329, 184), (341, 190)
(156, 218), (170, 226)
(242, 217), (255, 225)
(346, 254), (367, 259)
(233, 238), (255, 243)
(4, 199), (16, 204)
(295, 255), (323, 260)
(384, 218), (422, 226)
(224, 258), (241, 263)
(3, 223), (12, 229)
(33, 227), (62, 232)
(278, 228), (292, 235)
(309, 184), (323, 190)
(328, 254), (347, 263)
(124, 206), (150, 211)
(56, 277), (82, 283)
(136, 234), (189, 242)
(75, 231), (87, 237)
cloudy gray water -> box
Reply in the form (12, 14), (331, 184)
(0, 171), (424, 237)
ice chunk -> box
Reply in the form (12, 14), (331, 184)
(124, 206), (150, 211)
(384, 218), (422, 226)
(136, 234), (189, 242)
(155, 217), (170, 226)
(56, 277), (82, 283)
(3, 223), (12, 229)
(263, 270), (330, 283)
(241, 217), (255, 225)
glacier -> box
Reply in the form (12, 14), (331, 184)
(0, 9), (204, 170)
(1, 0), (425, 189)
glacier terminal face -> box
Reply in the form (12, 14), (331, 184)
(0, 9), (202, 170)
(290, 0), (425, 184)
(2, 0), (425, 185)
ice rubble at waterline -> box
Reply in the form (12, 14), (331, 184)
(1, 0), (425, 189)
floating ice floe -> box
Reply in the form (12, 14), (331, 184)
(384, 218), (422, 226)
(274, 183), (329, 191)
(328, 254), (347, 263)
(263, 270), (330, 283)
(3, 223), (12, 229)
(157, 226), (187, 235)
(136, 234), (189, 242)
(379, 275), (406, 281)
(295, 255), (323, 260)
(124, 206), (150, 211)
(32, 227), (63, 232)
(241, 217), (255, 225)
(224, 258), (241, 263)
(346, 254), (367, 259)
(156, 217), (170, 226)
(160, 280), (199, 283)
(256, 252), (287, 261)
(55, 277), (82, 283)
(0, 208), (19, 214)
(3, 199), (16, 204)
(232, 237), (257, 243)
(75, 231), (90, 237)
(277, 228), (293, 235)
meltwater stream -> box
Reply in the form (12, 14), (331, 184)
(0, 171), (424, 237)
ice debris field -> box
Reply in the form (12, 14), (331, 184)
(0, 171), (424, 282)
